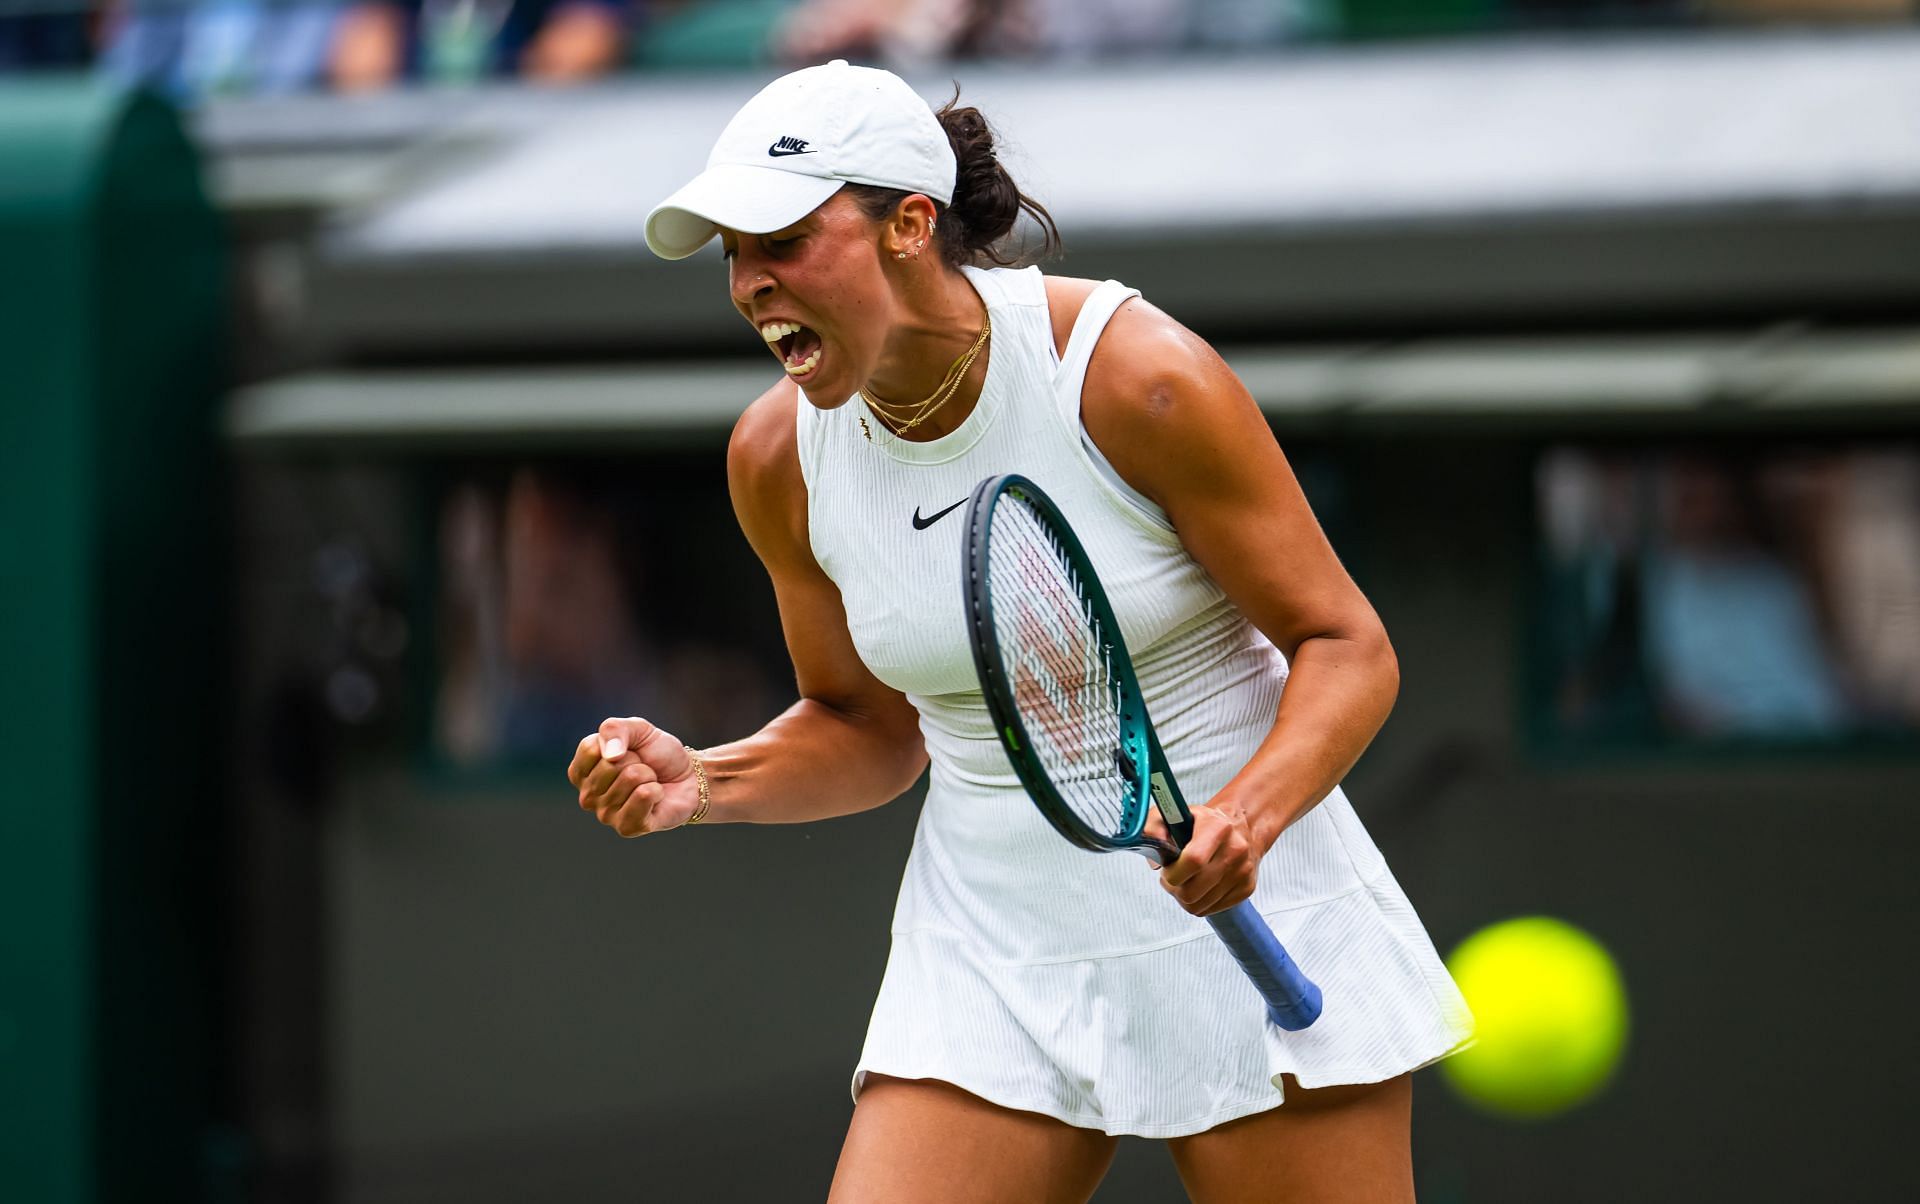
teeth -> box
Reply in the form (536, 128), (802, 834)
(784, 348), (821, 377)
(760, 321), (802, 342)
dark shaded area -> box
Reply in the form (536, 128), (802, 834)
(220, 434), (1920, 1202)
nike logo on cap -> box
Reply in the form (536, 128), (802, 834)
(768, 136), (815, 158)
(911, 500), (966, 530)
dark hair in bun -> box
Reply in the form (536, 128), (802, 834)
(846, 87), (1062, 268)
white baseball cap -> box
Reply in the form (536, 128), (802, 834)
(645, 59), (957, 261)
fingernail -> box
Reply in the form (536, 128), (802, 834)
(604, 738), (624, 758)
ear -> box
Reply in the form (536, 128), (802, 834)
(884, 194), (940, 261)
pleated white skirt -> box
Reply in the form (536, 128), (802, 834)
(852, 860), (1475, 1139)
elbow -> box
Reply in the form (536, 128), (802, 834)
(1370, 622), (1401, 714)
(895, 748), (931, 798)
(1382, 636), (1402, 713)
(845, 697), (927, 797)
(1315, 609), (1399, 711)
(1287, 613), (1399, 715)
(888, 723), (931, 795)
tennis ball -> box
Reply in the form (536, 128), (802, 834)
(1440, 916), (1627, 1119)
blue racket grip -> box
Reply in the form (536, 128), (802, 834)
(1205, 902), (1324, 1031)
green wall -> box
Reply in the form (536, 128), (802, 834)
(0, 81), (227, 1203)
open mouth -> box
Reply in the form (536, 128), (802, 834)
(762, 321), (823, 380)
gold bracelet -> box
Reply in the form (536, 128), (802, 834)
(682, 746), (711, 825)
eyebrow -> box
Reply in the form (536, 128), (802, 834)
(722, 217), (812, 255)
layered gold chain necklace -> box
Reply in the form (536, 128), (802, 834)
(858, 314), (991, 438)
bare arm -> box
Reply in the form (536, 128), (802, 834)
(1054, 280), (1399, 913)
(568, 380), (926, 835)
(701, 380), (929, 822)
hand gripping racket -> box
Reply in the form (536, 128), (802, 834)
(962, 473), (1323, 1031)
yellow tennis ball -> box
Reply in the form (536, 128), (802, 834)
(1440, 916), (1628, 1119)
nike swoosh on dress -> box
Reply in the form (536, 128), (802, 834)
(911, 500), (966, 530)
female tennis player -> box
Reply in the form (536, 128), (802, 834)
(566, 60), (1473, 1202)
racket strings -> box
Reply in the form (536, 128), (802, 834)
(987, 497), (1134, 839)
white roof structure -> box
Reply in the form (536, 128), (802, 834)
(200, 30), (1920, 373)
(295, 31), (1920, 257)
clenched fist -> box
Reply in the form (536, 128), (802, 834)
(567, 717), (703, 837)
(1143, 795), (1266, 918)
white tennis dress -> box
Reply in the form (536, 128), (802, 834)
(795, 264), (1473, 1139)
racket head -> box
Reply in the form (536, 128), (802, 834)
(963, 473), (1176, 858)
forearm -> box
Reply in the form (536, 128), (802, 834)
(1226, 630), (1400, 850)
(692, 697), (927, 825)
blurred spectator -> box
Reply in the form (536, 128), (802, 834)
(328, 0), (406, 88)
(1536, 446), (1920, 746)
(1807, 454), (1920, 726)
(764, 0), (921, 68)
(772, 0), (1321, 67)
(1538, 449), (1656, 739)
(521, 0), (626, 79)
(438, 469), (661, 765)
(330, 0), (635, 90)
(435, 466), (784, 766)
(21, 0), (640, 95)
(1640, 457), (1849, 737)
(100, 0), (340, 95)
(11, 0), (1914, 91)
(773, 0), (917, 66)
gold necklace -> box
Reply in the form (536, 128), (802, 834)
(860, 314), (990, 412)
(861, 319), (988, 427)
(859, 315), (991, 437)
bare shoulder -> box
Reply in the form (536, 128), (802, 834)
(1078, 297), (1269, 511)
(729, 375), (800, 477)
(1041, 274), (1105, 358)
(726, 377), (810, 568)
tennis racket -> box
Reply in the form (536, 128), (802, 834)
(961, 473), (1323, 1031)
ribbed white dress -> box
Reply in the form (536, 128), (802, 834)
(795, 264), (1473, 1139)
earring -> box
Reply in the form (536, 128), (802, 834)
(895, 251), (907, 259)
